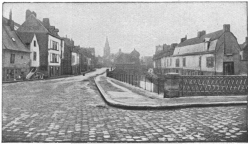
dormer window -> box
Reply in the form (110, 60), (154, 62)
(12, 37), (15, 42)
(205, 38), (211, 50)
(34, 40), (36, 47)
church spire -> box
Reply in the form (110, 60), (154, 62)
(103, 37), (110, 57)
(105, 37), (109, 48)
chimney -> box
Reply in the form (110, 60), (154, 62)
(201, 30), (206, 36)
(8, 10), (14, 31)
(223, 24), (230, 32)
(9, 9), (12, 21)
(181, 37), (187, 43)
(43, 18), (50, 29)
(32, 12), (37, 18)
(26, 9), (32, 20)
(54, 28), (59, 36)
(197, 31), (201, 38)
(171, 43), (178, 48)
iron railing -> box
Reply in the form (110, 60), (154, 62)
(179, 75), (248, 96)
(107, 70), (248, 97)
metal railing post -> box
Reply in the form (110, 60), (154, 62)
(145, 76), (146, 90)
(158, 79), (160, 95)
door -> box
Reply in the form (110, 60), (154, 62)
(223, 62), (234, 75)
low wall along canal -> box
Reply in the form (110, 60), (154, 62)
(107, 69), (248, 98)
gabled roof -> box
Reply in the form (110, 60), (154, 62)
(16, 32), (35, 45)
(17, 14), (62, 39)
(178, 30), (224, 47)
(2, 17), (21, 28)
(2, 20), (30, 53)
(17, 14), (48, 33)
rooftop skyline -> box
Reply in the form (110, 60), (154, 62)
(3, 2), (247, 57)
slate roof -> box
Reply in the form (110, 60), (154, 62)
(2, 20), (30, 53)
(240, 42), (247, 50)
(178, 30), (224, 47)
(16, 32), (35, 45)
(17, 14), (62, 40)
(2, 17), (21, 28)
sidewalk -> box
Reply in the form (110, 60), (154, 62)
(2, 70), (94, 84)
(95, 74), (247, 109)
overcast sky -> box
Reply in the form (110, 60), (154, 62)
(3, 2), (247, 57)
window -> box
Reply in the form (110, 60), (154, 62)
(33, 52), (37, 61)
(34, 40), (36, 47)
(50, 53), (58, 63)
(10, 54), (15, 63)
(176, 58), (180, 67)
(21, 56), (23, 59)
(52, 41), (58, 50)
(55, 54), (57, 63)
(72, 55), (75, 64)
(170, 58), (172, 66)
(206, 57), (214, 68)
(183, 58), (186, 67)
(199, 56), (201, 67)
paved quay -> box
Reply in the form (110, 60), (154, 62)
(2, 69), (248, 142)
(95, 74), (247, 109)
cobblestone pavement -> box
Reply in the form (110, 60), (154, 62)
(2, 71), (248, 142)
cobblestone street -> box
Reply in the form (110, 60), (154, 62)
(2, 70), (248, 142)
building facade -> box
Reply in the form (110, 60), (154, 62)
(61, 37), (74, 75)
(2, 14), (30, 81)
(153, 24), (247, 75)
(17, 10), (64, 78)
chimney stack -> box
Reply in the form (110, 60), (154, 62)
(197, 31), (201, 38)
(223, 24), (230, 32)
(197, 30), (206, 38)
(181, 37), (187, 43)
(171, 43), (178, 48)
(43, 18), (50, 29)
(32, 12), (36, 18)
(8, 10), (14, 31)
(201, 30), (206, 36)
(26, 9), (32, 20)
(54, 28), (59, 36)
(9, 9), (12, 21)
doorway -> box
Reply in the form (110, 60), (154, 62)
(223, 62), (234, 75)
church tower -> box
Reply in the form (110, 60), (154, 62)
(103, 37), (110, 57)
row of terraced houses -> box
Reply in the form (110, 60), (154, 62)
(153, 24), (248, 76)
(2, 10), (96, 81)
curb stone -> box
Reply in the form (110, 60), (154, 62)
(94, 74), (247, 110)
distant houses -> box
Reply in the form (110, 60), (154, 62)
(2, 10), (97, 81)
(153, 24), (248, 76)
